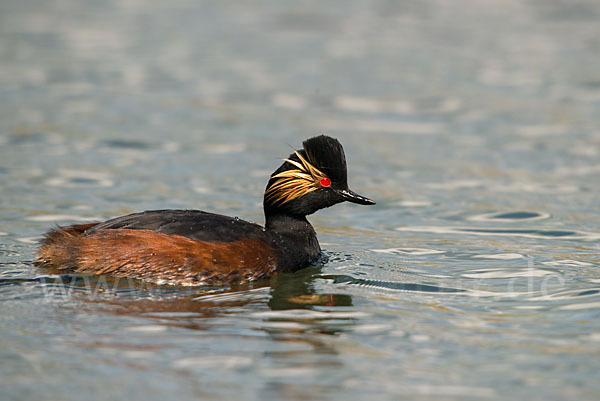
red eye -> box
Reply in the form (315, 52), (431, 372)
(320, 177), (331, 187)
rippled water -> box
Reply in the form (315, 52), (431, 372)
(1, 0), (600, 400)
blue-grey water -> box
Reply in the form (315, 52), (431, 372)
(1, 0), (600, 400)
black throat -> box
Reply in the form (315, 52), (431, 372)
(264, 212), (322, 271)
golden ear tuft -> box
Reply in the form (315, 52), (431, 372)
(265, 151), (329, 205)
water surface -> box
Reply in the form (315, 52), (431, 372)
(1, 0), (600, 400)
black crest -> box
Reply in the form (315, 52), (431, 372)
(302, 135), (348, 187)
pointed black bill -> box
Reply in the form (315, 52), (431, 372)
(337, 189), (376, 205)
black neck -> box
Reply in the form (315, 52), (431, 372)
(265, 213), (312, 235)
(264, 212), (321, 269)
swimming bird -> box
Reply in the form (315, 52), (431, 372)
(36, 135), (375, 285)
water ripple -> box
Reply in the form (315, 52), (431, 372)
(320, 118), (442, 135)
(101, 139), (156, 150)
(558, 301), (600, 310)
(329, 275), (466, 293)
(251, 309), (369, 322)
(468, 211), (550, 222)
(471, 253), (524, 260)
(370, 248), (445, 256)
(26, 214), (102, 222)
(542, 259), (595, 267)
(529, 288), (600, 302)
(45, 169), (114, 188)
(333, 95), (462, 115)
(395, 226), (600, 240)
(461, 268), (555, 279)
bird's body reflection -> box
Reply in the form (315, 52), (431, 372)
(44, 267), (355, 334)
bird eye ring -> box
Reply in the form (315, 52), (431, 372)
(320, 177), (331, 187)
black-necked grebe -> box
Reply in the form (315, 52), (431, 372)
(36, 135), (375, 285)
